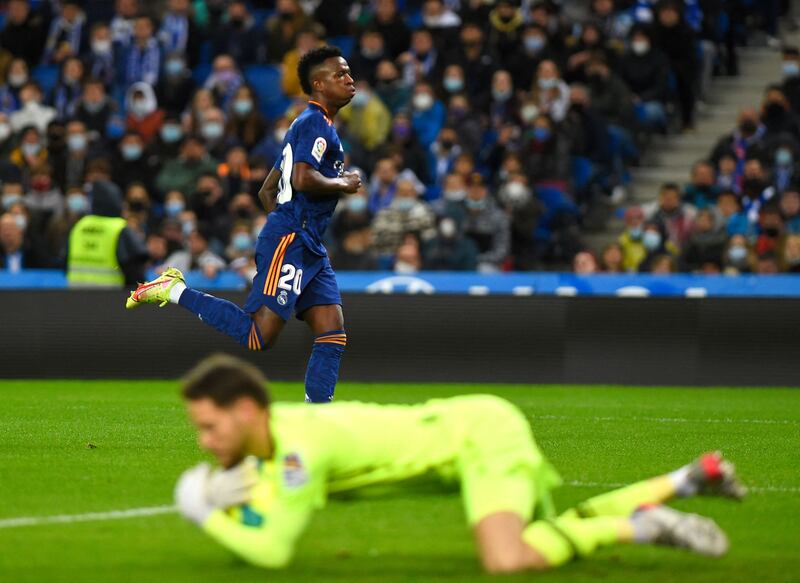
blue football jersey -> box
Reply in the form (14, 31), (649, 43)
(265, 101), (345, 256)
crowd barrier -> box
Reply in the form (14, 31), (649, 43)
(0, 290), (796, 386)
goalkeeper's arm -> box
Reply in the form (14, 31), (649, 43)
(201, 503), (313, 568)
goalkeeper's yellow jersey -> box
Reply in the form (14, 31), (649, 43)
(202, 395), (553, 568)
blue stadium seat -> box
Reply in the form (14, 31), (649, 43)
(328, 36), (355, 59)
(243, 65), (291, 120)
(252, 9), (273, 29)
(192, 63), (212, 85)
(32, 65), (60, 95)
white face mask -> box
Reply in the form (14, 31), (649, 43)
(631, 40), (650, 56)
(0, 123), (11, 142)
(131, 100), (149, 117)
(520, 104), (539, 123)
(8, 73), (28, 88)
(413, 93), (434, 111)
(92, 39), (112, 54)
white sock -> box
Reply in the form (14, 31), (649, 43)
(669, 465), (697, 497)
(169, 282), (186, 304)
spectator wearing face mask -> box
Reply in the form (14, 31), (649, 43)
(522, 114), (570, 188)
(10, 126), (49, 185)
(530, 60), (570, 123)
(618, 206), (647, 272)
(157, 53), (196, 117)
(203, 55), (244, 115)
(373, 59), (411, 115)
(10, 83), (56, 133)
(371, 178), (436, 266)
(74, 78), (115, 139)
(225, 221), (256, 264)
(156, 135), (218, 196)
(125, 82), (165, 145)
(350, 29), (388, 87)
(45, 186), (89, 264)
(637, 220), (678, 273)
(447, 23), (496, 110)
(715, 154), (741, 195)
(410, 82), (445, 149)
(488, 70), (520, 128)
(781, 47), (800, 114)
(760, 86), (800, 141)
(163, 190), (188, 222)
(740, 158), (777, 225)
(225, 86), (267, 152)
(123, 182), (154, 236)
(0, 58), (29, 115)
(264, 0), (312, 64)
(709, 109), (766, 170)
(158, 0), (201, 68)
(619, 25), (669, 131)
(84, 22), (116, 88)
(213, 1), (260, 66)
(497, 173), (543, 271)
(769, 141), (800, 193)
(427, 126), (462, 190)
(121, 15), (162, 89)
(722, 234), (752, 275)
(462, 176), (510, 273)
(164, 223), (227, 279)
(330, 188), (376, 271)
(507, 24), (559, 97)
(423, 215), (478, 271)
(0, 211), (46, 271)
(114, 132), (158, 193)
(55, 120), (100, 190)
(150, 115), (185, 162)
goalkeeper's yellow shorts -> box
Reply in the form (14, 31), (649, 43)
(453, 395), (562, 525)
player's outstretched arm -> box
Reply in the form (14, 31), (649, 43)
(292, 162), (361, 198)
(258, 168), (281, 213)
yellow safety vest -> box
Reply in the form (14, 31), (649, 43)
(67, 215), (127, 287)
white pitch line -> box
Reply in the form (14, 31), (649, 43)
(1, 479), (799, 531)
(532, 414), (798, 426)
(0, 505), (176, 529)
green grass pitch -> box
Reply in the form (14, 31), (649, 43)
(1, 381), (798, 583)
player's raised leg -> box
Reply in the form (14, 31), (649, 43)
(126, 267), (282, 351)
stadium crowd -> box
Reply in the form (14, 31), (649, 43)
(0, 0), (795, 283)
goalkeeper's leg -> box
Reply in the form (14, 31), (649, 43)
(564, 451), (746, 521)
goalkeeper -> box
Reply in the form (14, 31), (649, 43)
(175, 354), (746, 573)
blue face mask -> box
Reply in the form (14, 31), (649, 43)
(232, 233), (251, 251)
(182, 221), (196, 236)
(394, 198), (415, 212)
(347, 195), (367, 213)
(532, 127), (551, 142)
(643, 230), (662, 251)
(728, 245), (747, 263)
(3, 194), (22, 209)
(629, 226), (643, 239)
(165, 200), (184, 217)
(524, 36), (546, 53)
(121, 144), (143, 161)
(783, 61), (800, 77)
(160, 124), (183, 143)
(67, 195), (89, 214)
(776, 149), (793, 167)
(443, 77), (464, 93)
(232, 99), (253, 115)
(465, 197), (487, 211)
(165, 59), (185, 76)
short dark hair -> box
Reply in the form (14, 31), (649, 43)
(182, 353), (270, 408)
(297, 45), (343, 95)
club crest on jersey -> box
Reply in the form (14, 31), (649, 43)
(334, 160), (344, 176)
(283, 453), (308, 488)
(277, 290), (288, 306)
(311, 137), (327, 163)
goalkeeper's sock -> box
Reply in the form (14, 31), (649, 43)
(565, 475), (676, 519)
(304, 330), (346, 403)
(177, 288), (265, 351)
(522, 516), (630, 567)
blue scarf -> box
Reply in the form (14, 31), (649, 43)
(45, 14), (85, 62)
(159, 14), (189, 53)
(126, 39), (161, 86)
